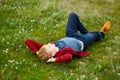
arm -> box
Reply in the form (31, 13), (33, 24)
(46, 54), (72, 63)
(55, 54), (72, 63)
(55, 48), (90, 57)
(46, 48), (90, 63)
(25, 40), (43, 53)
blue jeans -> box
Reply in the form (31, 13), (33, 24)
(66, 12), (105, 50)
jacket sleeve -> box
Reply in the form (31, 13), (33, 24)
(25, 40), (43, 53)
(55, 48), (90, 57)
(76, 52), (90, 57)
(54, 48), (90, 63)
(55, 54), (72, 63)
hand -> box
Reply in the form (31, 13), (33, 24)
(36, 51), (39, 55)
(46, 57), (56, 62)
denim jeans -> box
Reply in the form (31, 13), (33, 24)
(66, 12), (105, 50)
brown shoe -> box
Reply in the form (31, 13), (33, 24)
(100, 21), (111, 35)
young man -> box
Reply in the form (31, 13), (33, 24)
(25, 12), (111, 63)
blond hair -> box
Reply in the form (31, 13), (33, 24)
(37, 45), (52, 61)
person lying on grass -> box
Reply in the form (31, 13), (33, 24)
(25, 12), (111, 63)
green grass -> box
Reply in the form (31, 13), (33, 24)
(0, 0), (120, 80)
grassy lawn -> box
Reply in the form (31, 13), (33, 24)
(0, 0), (120, 80)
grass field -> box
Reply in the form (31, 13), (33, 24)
(0, 0), (120, 80)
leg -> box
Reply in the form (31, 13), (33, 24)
(75, 32), (105, 50)
(25, 40), (43, 53)
(66, 12), (88, 37)
(71, 21), (110, 50)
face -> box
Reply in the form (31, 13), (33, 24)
(45, 43), (58, 56)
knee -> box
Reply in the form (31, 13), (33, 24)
(69, 12), (77, 17)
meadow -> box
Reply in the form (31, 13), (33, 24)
(0, 0), (120, 80)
